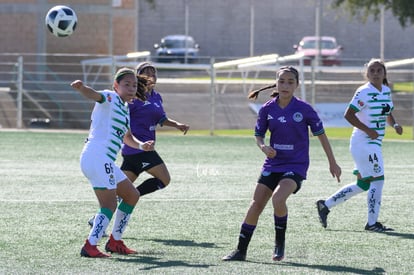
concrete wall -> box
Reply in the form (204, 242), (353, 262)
(137, 0), (414, 61)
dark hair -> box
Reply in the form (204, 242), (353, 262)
(135, 74), (152, 101)
(365, 58), (389, 86)
(248, 66), (299, 100)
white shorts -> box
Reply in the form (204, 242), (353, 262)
(80, 146), (127, 190)
(350, 141), (384, 179)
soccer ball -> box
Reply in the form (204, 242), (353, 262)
(45, 5), (77, 37)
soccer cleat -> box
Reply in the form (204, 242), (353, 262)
(88, 215), (108, 237)
(272, 242), (285, 261)
(105, 235), (137, 255)
(364, 222), (394, 232)
(80, 240), (111, 258)
(316, 200), (330, 228)
(222, 249), (246, 261)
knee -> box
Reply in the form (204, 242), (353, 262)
(158, 173), (170, 187)
(162, 175), (171, 186)
(123, 187), (140, 206)
(249, 199), (266, 213)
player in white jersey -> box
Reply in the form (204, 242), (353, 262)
(71, 68), (155, 258)
(316, 59), (403, 232)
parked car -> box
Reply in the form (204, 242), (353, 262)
(293, 36), (343, 66)
(153, 34), (200, 63)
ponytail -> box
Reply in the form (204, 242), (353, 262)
(248, 84), (277, 100)
(136, 75), (151, 101)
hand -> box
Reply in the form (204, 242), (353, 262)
(140, 140), (155, 151)
(330, 163), (341, 183)
(366, 128), (379, 140)
(70, 80), (84, 90)
(261, 145), (277, 158)
(394, 124), (403, 135)
(177, 123), (189, 135)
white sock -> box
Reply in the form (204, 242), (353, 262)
(325, 183), (364, 209)
(367, 180), (384, 226)
(111, 208), (131, 240)
(88, 213), (110, 245)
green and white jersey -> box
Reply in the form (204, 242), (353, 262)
(348, 82), (393, 147)
(86, 90), (130, 161)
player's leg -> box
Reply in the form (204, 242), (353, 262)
(223, 174), (274, 261)
(140, 163), (170, 193)
(81, 188), (117, 258)
(316, 142), (370, 228)
(271, 175), (301, 261)
(122, 151), (168, 196)
(105, 170), (140, 255)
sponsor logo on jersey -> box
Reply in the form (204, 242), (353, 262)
(278, 116), (286, 123)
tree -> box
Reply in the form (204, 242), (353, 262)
(332, 0), (414, 27)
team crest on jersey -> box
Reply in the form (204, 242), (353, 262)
(373, 163), (382, 173)
(106, 94), (112, 102)
(293, 112), (303, 122)
(109, 174), (115, 185)
(358, 100), (364, 107)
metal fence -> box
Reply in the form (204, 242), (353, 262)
(0, 53), (413, 137)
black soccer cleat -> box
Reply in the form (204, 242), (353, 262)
(222, 249), (246, 261)
(316, 200), (330, 228)
(365, 222), (394, 232)
(272, 242), (285, 261)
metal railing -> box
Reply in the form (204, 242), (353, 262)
(0, 53), (413, 137)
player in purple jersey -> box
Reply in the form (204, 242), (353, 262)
(222, 66), (341, 262)
(121, 62), (189, 197)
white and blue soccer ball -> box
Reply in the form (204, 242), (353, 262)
(45, 5), (77, 37)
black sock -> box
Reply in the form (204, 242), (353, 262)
(236, 223), (256, 253)
(136, 178), (165, 196)
(274, 215), (288, 246)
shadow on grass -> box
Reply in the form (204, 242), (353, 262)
(383, 231), (414, 240)
(279, 262), (386, 275)
(114, 255), (212, 271)
(148, 238), (219, 248)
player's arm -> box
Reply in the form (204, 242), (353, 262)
(255, 135), (276, 158)
(70, 80), (103, 102)
(162, 118), (189, 134)
(123, 130), (155, 151)
(316, 133), (341, 183)
(387, 113), (403, 135)
(344, 106), (378, 139)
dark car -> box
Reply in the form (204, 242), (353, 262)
(153, 35), (200, 63)
(293, 36), (343, 66)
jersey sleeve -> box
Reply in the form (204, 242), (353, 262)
(306, 105), (325, 136)
(254, 104), (268, 137)
(348, 88), (367, 112)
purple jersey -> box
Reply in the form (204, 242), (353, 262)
(122, 89), (167, 155)
(255, 96), (324, 179)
